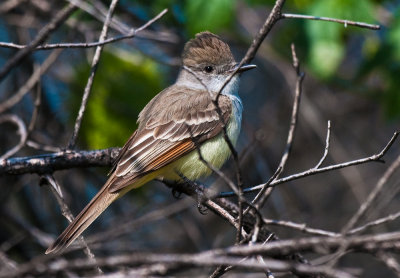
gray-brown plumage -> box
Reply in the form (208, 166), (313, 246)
(182, 32), (235, 69)
(46, 31), (255, 254)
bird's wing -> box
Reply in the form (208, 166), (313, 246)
(108, 89), (232, 192)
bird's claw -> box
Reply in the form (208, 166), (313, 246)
(171, 188), (183, 199)
(197, 193), (208, 215)
(197, 202), (208, 215)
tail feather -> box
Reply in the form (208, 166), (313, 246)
(45, 182), (120, 254)
(46, 171), (159, 254)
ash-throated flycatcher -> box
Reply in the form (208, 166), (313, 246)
(46, 31), (256, 254)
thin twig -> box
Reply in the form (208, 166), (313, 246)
(0, 0), (25, 13)
(343, 152), (400, 231)
(0, 9), (168, 51)
(348, 211), (400, 235)
(220, 131), (400, 197)
(67, 0), (120, 149)
(0, 3), (77, 82)
(213, 0), (287, 244)
(241, 0), (286, 65)
(182, 65), (245, 242)
(0, 114), (27, 160)
(2, 248), (356, 278)
(43, 175), (102, 274)
(87, 198), (193, 245)
(182, 0), (287, 245)
(0, 72), (45, 160)
(375, 252), (400, 277)
(327, 152), (400, 268)
(314, 120), (331, 169)
(251, 43), (304, 209)
(26, 140), (62, 152)
(28, 79), (42, 133)
(263, 218), (339, 237)
(66, 0), (130, 34)
(181, 66), (239, 197)
(194, 139), (239, 197)
(281, 13), (380, 30)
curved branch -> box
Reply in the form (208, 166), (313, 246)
(0, 114), (27, 160)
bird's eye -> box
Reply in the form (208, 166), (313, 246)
(204, 66), (214, 73)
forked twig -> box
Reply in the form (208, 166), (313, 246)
(250, 43), (304, 209)
(327, 152), (400, 267)
(220, 132), (400, 197)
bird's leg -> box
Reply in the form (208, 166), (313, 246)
(172, 188), (183, 199)
(175, 172), (209, 215)
(157, 178), (184, 199)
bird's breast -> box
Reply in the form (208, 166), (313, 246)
(161, 95), (243, 182)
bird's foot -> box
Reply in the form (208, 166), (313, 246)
(171, 188), (183, 199)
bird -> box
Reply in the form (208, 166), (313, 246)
(46, 31), (256, 254)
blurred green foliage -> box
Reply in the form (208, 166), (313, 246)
(183, 0), (235, 35)
(70, 50), (164, 149)
(305, 0), (374, 78)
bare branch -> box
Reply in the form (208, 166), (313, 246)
(0, 0), (25, 14)
(375, 252), (400, 277)
(0, 9), (168, 51)
(251, 43), (304, 209)
(241, 0), (286, 65)
(0, 148), (120, 175)
(281, 13), (380, 30)
(67, 0), (120, 149)
(326, 152), (400, 267)
(343, 152), (400, 232)
(87, 199), (193, 245)
(348, 211), (400, 235)
(182, 65), (246, 242)
(26, 140), (62, 153)
(42, 175), (102, 274)
(314, 120), (331, 169)
(263, 218), (339, 237)
(2, 248), (356, 278)
(0, 114), (27, 160)
(220, 131), (400, 197)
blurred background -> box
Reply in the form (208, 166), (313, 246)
(1, 0), (400, 277)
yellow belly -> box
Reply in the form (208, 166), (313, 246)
(160, 110), (241, 182)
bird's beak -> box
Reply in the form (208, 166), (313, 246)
(235, 64), (257, 73)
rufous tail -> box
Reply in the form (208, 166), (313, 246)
(45, 182), (121, 254)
